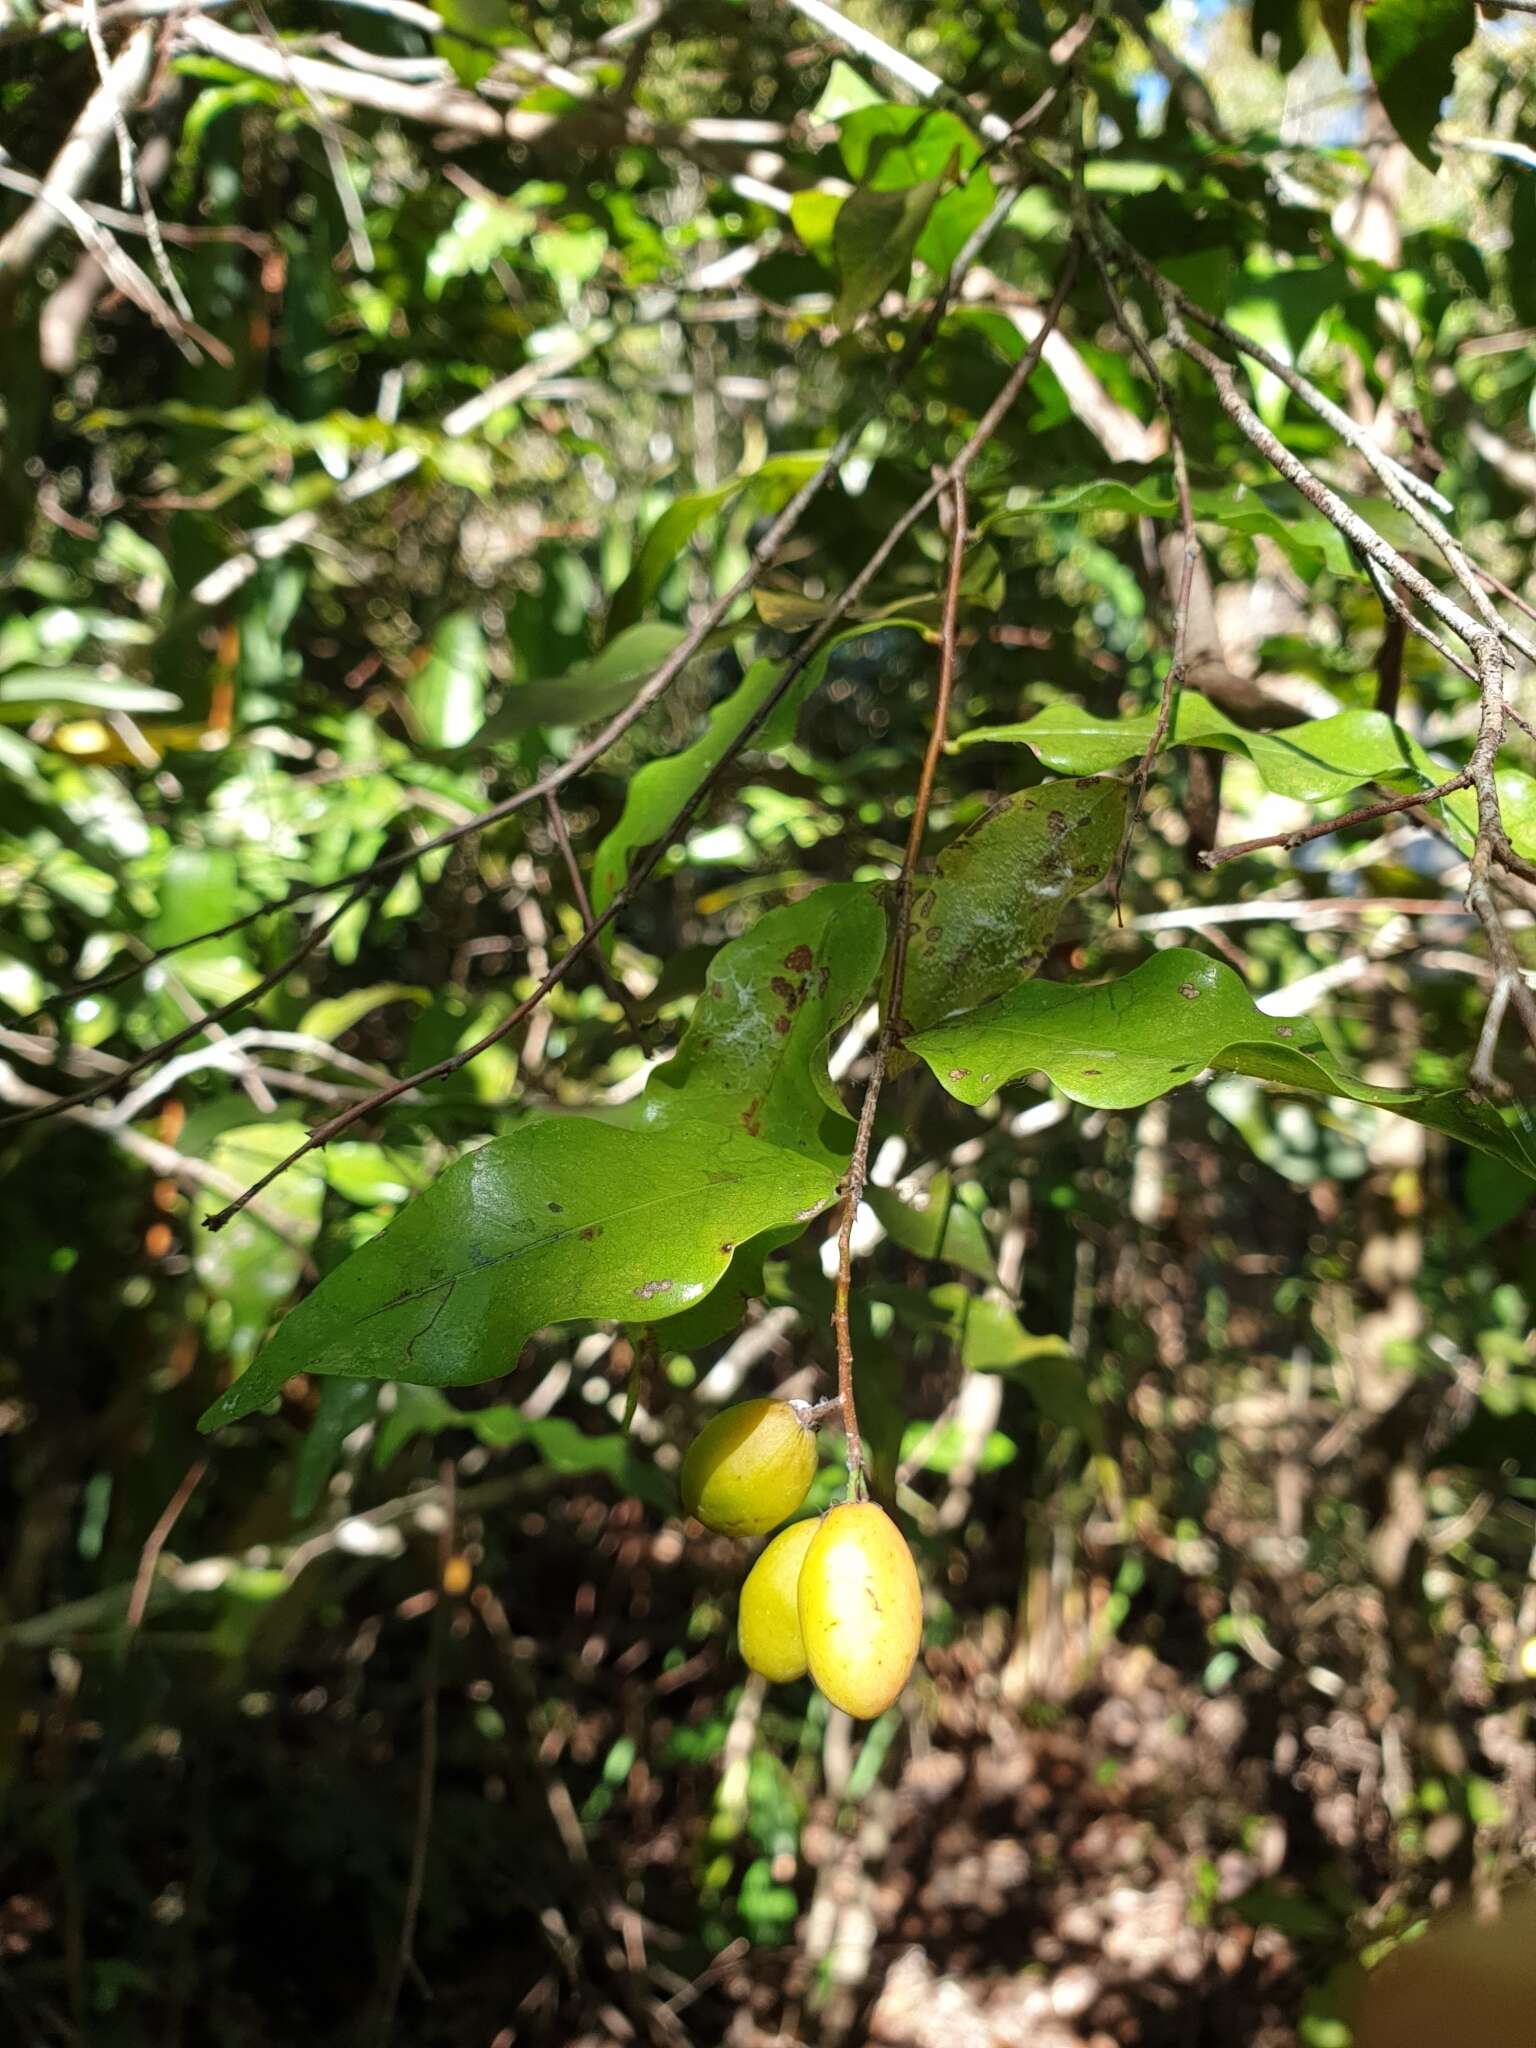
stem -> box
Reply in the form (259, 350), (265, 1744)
(830, 475), (970, 1497)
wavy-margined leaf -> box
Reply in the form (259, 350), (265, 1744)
(955, 701), (1536, 862)
(198, 1117), (839, 1429)
(591, 624), (914, 924)
(990, 479), (1362, 580)
(908, 947), (1536, 1177)
(893, 778), (1126, 1038)
(639, 884), (886, 1164)
(606, 453), (824, 640)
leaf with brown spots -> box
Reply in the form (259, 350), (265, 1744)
(638, 884), (886, 1167)
(890, 778), (1126, 1040)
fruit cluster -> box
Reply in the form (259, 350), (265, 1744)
(679, 1398), (922, 1719)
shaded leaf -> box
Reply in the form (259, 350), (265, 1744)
(479, 622), (687, 741)
(375, 1385), (676, 1514)
(1365, 0), (1476, 167)
(866, 1172), (998, 1283)
(894, 779), (1127, 1037)
(833, 171), (948, 331)
(607, 454), (823, 639)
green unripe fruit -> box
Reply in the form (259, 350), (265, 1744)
(797, 1502), (922, 1720)
(738, 1518), (819, 1682)
(679, 1398), (816, 1538)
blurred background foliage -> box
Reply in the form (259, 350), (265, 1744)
(1, 0), (1536, 2042)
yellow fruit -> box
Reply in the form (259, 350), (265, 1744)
(1352, 1889), (1536, 2048)
(679, 1398), (816, 1538)
(738, 1519), (819, 1682)
(797, 1502), (922, 1720)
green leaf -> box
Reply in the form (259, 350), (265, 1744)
(291, 1379), (378, 1520)
(992, 480), (1357, 580)
(375, 1386), (675, 1514)
(431, 0), (514, 86)
(606, 454), (823, 640)
(833, 171), (947, 330)
(640, 884), (886, 1165)
(1365, 0), (1476, 168)
(590, 626), (907, 923)
(955, 702), (1536, 862)
(866, 1173), (998, 1283)
(836, 106), (981, 185)
(927, 1284), (1096, 1437)
(893, 778), (1127, 1037)
(298, 983), (429, 1044)
(193, 1123), (325, 1371)
(198, 1117), (838, 1429)
(410, 612), (486, 748)
(0, 670), (181, 719)
(908, 947), (1536, 1178)
(478, 621), (687, 741)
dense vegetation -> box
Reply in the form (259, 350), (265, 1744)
(2, 0), (1535, 2042)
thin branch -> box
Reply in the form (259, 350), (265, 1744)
(832, 475), (969, 1494)
(1088, 236), (1197, 909)
(0, 24), (155, 316)
(1363, 555), (1481, 687)
(0, 880), (374, 1128)
(542, 790), (646, 1037)
(1201, 773), (1474, 868)
(376, 1457), (453, 2043)
(126, 1461), (208, 1634)
(201, 255), (1079, 1230)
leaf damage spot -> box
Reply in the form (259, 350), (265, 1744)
(633, 1279), (674, 1300)
(547, 1201), (564, 1213)
(1179, 983), (1200, 1000)
(783, 944), (814, 972)
(773, 1014), (792, 1036)
(580, 1224), (602, 1242)
(1274, 1024), (1295, 1038)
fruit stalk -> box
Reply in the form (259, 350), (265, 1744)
(830, 476), (969, 1499)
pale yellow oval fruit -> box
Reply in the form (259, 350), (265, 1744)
(797, 1502), (922, 1719)
(1352, 1889), (1536, 2048)
(679, 1398), (816, 1538)
(738, 1518), (819, 1682)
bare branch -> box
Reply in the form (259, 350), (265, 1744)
(1201, 774), (1474, 868)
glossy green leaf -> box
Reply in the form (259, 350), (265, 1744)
(410, 612), (486, 748)
(198, 1117), (838, 1429)
(639, 884), (886, 1165)
(955, 702), (1536, 862)
(1365, 0), (1477, 167)
(909, 947), (1536, 1177)
(893, 778), (1127, 1037)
